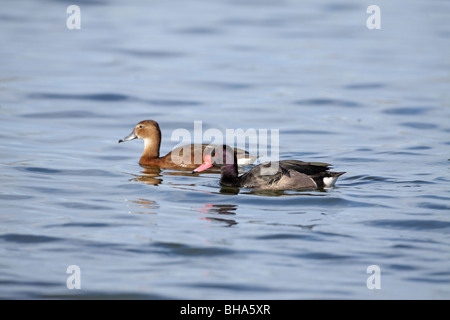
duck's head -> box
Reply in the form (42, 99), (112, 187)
(192, 145), (237, 173)
(119, 120), (161, 143)
(119, 120), (162, 158)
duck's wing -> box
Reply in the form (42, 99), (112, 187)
(238, 161), (288, 187)
(279, 160), (331, 175)
(239, 161), (323, 189)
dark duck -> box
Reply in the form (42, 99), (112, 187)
(192, 145), (345, 190)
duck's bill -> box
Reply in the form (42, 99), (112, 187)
(118, 130), (137, 143)
(192, 161), (213, 173)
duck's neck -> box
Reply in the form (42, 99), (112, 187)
(220, 164), (239, 187)
(141, 131), (161, 161)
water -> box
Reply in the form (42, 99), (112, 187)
(1, 0), (449, 299)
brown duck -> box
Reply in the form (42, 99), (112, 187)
(119, 120), (257, 169)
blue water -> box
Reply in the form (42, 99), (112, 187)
(1, 0), (449, 299)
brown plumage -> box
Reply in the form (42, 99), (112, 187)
(119, 120), (257, 169)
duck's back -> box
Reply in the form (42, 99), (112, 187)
(278, 160), (331, 175)
(169, 144), (255, 167)
(238, 160), (334, 189)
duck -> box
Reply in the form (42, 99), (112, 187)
(118, 120), (258, 169)
(192, 145), (345, 190)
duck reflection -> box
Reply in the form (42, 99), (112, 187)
(240, 188), (329, 197)
(219, 185), (240, 195)
(130, 166), (163, 186)
(126, 198), (159, 214)
(198, 204), (238, 227)
(204, 204), (237, 215)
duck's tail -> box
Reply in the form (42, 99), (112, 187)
(322, 171), (346, 188)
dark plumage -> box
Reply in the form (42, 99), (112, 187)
(193, 145), (345, 190)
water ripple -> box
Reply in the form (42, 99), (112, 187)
(19, 166), (120, 177)
(401, 122), (438, 130)
(418, 202), (450, 211)
(26, 93), (202, 108)
(146, 99), (201, 107)
(295, 252), (354, 260)
(382, 107), (429, 115)
(0, 194), (33, 200)
(345, 83), (385, 90)
(186, 282), (274, 293)
(45, 222), (112, 228)
(294, 98), (361, 108)
(176, 26), (223, 35)
(43, 292), (169, 300)
(150, 242), (235, 257)
(28, 92), (130, 102)
(366, 219), (450, 231)
(0, 233), (62, 243)
(59, 202), (112, 211)
(119, 49), (186, 58)
(22, 110), (102, 119)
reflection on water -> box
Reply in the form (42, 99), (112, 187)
(132, 166), (220, 187)
(197, 204), (238, 227)
(240, 189), (319, 197)
(201, 216), (238, 227)
(219, 185), (241, 195)
(200, 204), (238, 215)
(130, 166), (162, 186)
(126, 198), (159, 214)
(220, 185), (331, 196)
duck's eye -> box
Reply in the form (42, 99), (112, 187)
(138, 125), (144, 129)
